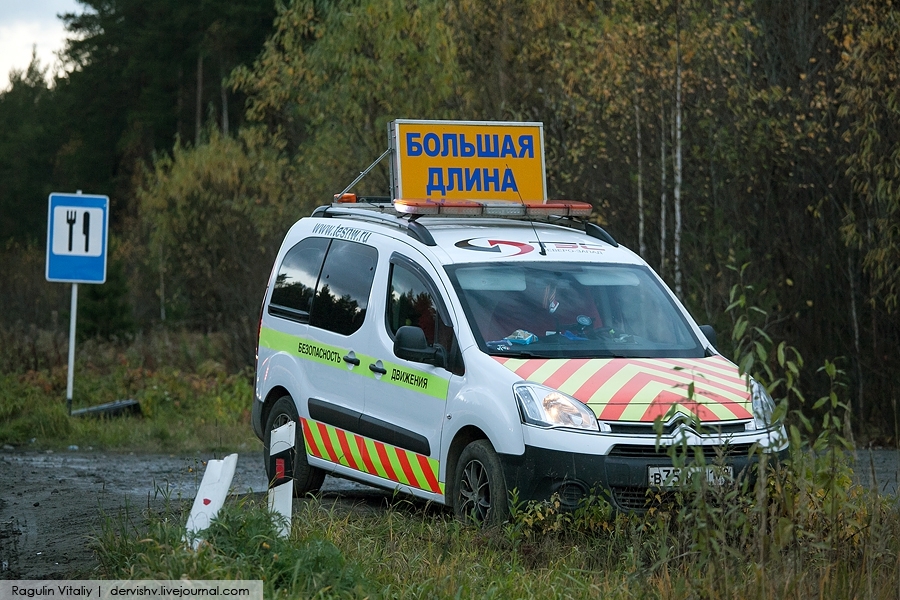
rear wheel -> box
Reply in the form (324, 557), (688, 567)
(453, 439), (509, 526)
(264, 396), (325, 496)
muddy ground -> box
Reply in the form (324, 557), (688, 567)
(0, 449), (387, 580)
(1, 447), (899, 580)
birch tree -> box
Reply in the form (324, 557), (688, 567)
(635, 95), (646, 257)
(659, 104), (668, 277)
(673, 1), (684, 298)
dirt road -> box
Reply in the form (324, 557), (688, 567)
(2, 446), (899, 580)
(0, 449), (384, 580)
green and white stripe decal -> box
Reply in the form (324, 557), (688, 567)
(259, 327), (449, 400)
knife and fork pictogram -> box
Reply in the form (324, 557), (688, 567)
(64, 210), (92, 253)
(66, 210), (77, 251)
(83, 211), (90, 252)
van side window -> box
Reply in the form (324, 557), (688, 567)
(269, 237), (329, 322)
(388, 263), (440, 344)
(309, 240), (378, 335)
(388, 260), (463, 375)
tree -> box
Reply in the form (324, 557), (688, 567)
(233, 0), (464, 204)
(56, 0), (278, 219)
(0, 54), (59, 241)
(138, 126), (292, 358)
(834, 0), (900, 311)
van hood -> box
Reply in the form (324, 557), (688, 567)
(494, 354), (752, 423)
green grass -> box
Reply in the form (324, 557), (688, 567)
(8, 324), (900, 597)
(94, 449), (900, 599)
(0, 329), (257, 452)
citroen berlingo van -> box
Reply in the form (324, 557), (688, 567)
(252, 196), (787, 522)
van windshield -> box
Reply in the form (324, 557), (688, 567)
(446, 262), (705, 359)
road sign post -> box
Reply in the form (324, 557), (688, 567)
(46, 192), (109, 415)
(66, 282), (78, 413)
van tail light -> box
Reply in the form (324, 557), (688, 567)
(255, 289), (266, 370)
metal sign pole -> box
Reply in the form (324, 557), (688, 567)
(335, 147), (391, 199)
(47, 189), (109, 417)
(66, 189), (82, 416)
(66, 282), (78, 415)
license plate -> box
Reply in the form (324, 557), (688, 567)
(647, 465), (734, 488)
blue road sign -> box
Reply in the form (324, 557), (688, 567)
(46, 193), (109, 283)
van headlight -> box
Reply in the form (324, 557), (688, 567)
(514, 383), (599, 432)
(750, 379), (778, 430)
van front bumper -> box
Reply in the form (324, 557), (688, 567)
(498, 427), (788, 511)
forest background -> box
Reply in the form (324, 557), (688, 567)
(0, 0), (897, 440)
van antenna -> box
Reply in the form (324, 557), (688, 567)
(509, 162), (547, 256)
(335, 147), (392, 205)
(532, 219), (547, 256)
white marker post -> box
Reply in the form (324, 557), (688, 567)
(46, 191), (109, 414)
(267, 420), (295, 538)
(185, 453), (238, 548)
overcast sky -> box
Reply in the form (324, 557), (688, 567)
(0, 0), (82, 91)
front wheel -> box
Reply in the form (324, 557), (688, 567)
(453, 439), (509, 526)
(264, 395), (325, 497)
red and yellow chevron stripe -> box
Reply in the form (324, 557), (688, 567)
(301, 418), (444, 495)
(495, 354), (753, 422)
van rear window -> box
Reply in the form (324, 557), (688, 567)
(308, 240), (378, 336)
(270, 237), (330, 322)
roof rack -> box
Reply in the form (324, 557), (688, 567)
(312, 200), (437, 246)
(312, 196), (618, 248)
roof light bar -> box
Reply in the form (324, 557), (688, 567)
(393, 199), (592, 218)
(481, 202), (527, 217)
(394, 199), (483, 216)
(529, 201), (593, 218)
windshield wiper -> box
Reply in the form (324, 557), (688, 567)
(489, 350), (548, 359)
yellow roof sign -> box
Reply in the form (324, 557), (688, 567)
(389, 120), (547, 203)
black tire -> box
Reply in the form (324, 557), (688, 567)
(264, 395), (325, 497)
(453, 439), (510, 526)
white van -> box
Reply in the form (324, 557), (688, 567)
(252, 198), (787, 522)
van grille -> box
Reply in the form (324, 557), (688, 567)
(606, 421), (749, 435)
(608, 443), (756, 460)
(612, 487), (678, 511)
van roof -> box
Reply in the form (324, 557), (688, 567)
(309, 202), (640, 266)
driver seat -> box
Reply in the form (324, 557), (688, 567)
(484, 294), (554, 342)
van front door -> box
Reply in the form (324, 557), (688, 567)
(360, 249), (463, 500)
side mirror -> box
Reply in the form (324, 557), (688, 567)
(394, 326), (446, 367)
(699, 324), (717, 350)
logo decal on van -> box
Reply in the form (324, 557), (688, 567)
(455, 238), (533, 256)
(536, 241), (607, 255)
